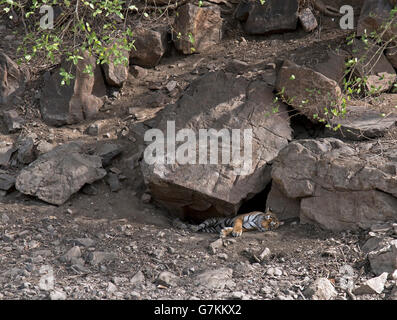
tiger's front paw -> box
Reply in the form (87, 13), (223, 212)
(231, 230), (243, 237)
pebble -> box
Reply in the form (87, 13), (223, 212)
(50, 290), (67, 300)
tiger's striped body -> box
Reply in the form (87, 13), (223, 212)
(195, 211), (280, 238)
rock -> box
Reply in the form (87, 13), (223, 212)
(156, 271), (179, 287)
(194, 268), (235, 290)
(141, 193), (151, 204)
(72, 238), (95, 248)
(357, 0), (396, 41)
(350, 39), (396, 94)
(304, 278), (338, 300)
(130, 65), (148, 78)
(367, 239), (397, 275)
(385, 47), (397, 69)
(271, 138), (397, 231)
(40, 51), (106, 126)
(328, 105), (397, 141)
(17, 137), (35, 165)
(106, 173), (122, 192)
(275, 59), (342, 123)
(354, 272), (389, 295)
(259, 247), (272, 262)
(0, 51), (27, 105)
(209, 238), (224, 254)
(392, 269), (397, 281)
(130, 27), (167, 68)
(95, 142), (122, 167)
(173, 4), (222, 54)
(313, 50), (348, 87)
(0, 173), (15, 191)
(225, 59), (249, 74)
(102, 45), (129, 87)
(36, 141), (55, 156)
(107, 282), (117, 293)
(130, 271), (145, 286)
(338, 265), (355, 291)
(89, 251), (117, 266)
(2, 109), (24, 133)
(266, 181), (300, 220)
(0, 144), (16, 167)
(139, 71), (291, 220)
(50, 290), (67, 300)
(298, 8), (318, 32)
(38, 265), (54, 292)
(235, 0), (298, 35)
(60, 246), (82, 263)
(15, 142), (106, 205)
(165, 80), (178, 93)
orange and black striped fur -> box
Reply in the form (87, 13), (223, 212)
(194, 210), (281, 238)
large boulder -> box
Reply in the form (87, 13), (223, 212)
(235, 0), (298, 35)
(40, 51), (106, 126)
(0, 51), (27, 106)
(275, 60), (342, 123)
(138, 71), (292, 220)
(130, 27), (168, 67)
(172, 4), (222, 54)
(270, 138), (397, 230)
(15, 142), (106, 205)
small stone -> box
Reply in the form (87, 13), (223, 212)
(107, 282), (117, 293)
(2, 109), (24, 133)
(50, 290), (67, 300)
(354, 272), (389, 295)
(392, 270), (397, 281)
(106, 173), (122, 192)
(259, 247), (271, 262)
(130, 271), (145, 286)
(60, 246), (81, 263)
(298, 8), (318, 32)
(274, 268), (283, 277)
(131, 65), (148, 78)
(304, 278), (338, 300)
(217, 253), (228, 260)
(166, 80), (178, 93)
(156, 271), (179, 287)
(209, 238), (224, 254)
(73, 238), (95, 248)
(89, 251), (117, 266)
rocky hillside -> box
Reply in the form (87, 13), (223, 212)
(0, 0), (397, 300)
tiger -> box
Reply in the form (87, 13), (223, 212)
(192, 210), (281, 238)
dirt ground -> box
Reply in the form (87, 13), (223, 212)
(1, 2), (397, 300)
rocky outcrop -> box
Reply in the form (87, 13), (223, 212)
(270, 138), (397, 230)
(40, 51), (106, 126)
(235, 0), (298, 35)
(172, 4), (222, 54)
(138, 71), (292, 220)
(15, 142), (106, 205)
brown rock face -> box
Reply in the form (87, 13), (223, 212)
(40, 51), (106, 126)
(270, 138), (397, 231)
(138, 71), (292, 221)
(173, 4), (222, 54)
(130, 27), (168, 67)
(275, 60), (342, 123)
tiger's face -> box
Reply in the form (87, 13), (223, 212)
(260, 211), (281, 231)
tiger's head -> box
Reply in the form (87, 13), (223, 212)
(259, 209), (281, 231)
